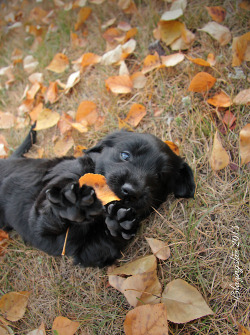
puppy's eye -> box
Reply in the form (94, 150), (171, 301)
(120, 151), (130, 161)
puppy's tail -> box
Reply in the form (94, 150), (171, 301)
(10, 123), (37, 158)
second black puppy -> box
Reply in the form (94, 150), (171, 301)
(0, 129), (195, 267)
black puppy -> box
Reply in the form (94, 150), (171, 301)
(0, 128), (195, 267)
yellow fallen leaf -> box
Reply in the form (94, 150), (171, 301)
(161, 53), (185, 67)
(54, 136), (74, 157)
(124, 304), (169, 335)
(233, 88), (250, 105)
(110, 255), (157, 276)
(170, 27), (195, 50)
(239, 1), (250, 10)
(71, 121), (88, 133)
(161, 8), (183, 21)
(124, 103), (146, 127)
(75, 7), (92, 30)
(76, 101), (98, 126)
(34, 109), (60, 131)
(205, 6), (226, 23)
(156, 20), (185, 46)
(0, 291), (30, 322)
(64, 71), (81, 93)
(130, 71), (147, 89)
(118, 0), (137, 14)
(105, 75), (133, 94)
(46, 53), (69, 73)
(44, 82), (59, 104)
(210, 131), (229, 170)
(27, 322), (46, 335)
(79, 173), (120, 205)
(232, 32), (250, 66)
(198, 22), (231, 46)
(28, 72), (43, 84)
(29, 102), (43, 122)
(0, 135), (9, 158)
(207, 52), (216, 66)
(165, 141), (180, 155)
(186, 55), (211, 67)
(237, 322), (250, 335)
(57, 113), (73, 135)
(141, 53), (161, 74)
(161, 279), (213, 323)
(146, 237), (171, 260)
(52, 316), (79, 335)
(188, 72), (216, 93)
(80, 52), (101, 68)
(239, 124), (250, 165)
(207, 91), (231, 107)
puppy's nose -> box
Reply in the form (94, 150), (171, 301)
(121, 183), (139, 199)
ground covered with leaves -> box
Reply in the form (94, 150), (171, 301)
(0, 0), (249, 334)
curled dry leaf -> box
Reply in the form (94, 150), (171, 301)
(64, 71), (81, 93)
(186, 56), (211, 67)
(170, 27), (195, 50)
(146, 237), (170, 260)
(232, 32), (250, 66)
(29, 102), (43, 122)
(118, 0), (137, 14)
(79, 173), (120, 205)
(239, 124), (250, 165)
(0, 112), (15, 129)
(155, 20), (185, 46)
(161, 8), (183, 21)
(124, 103), (146, 127)
(80, 52), (101, 68)
(142, 53), (161, 74)
(26, 82), (41, 100)
(75, 7), (92, 30)
(76, 101), (98, 126)
(28, 72), (43, 84)
(54, 136), (74, 156)
(161, 279), (213, 323)
(165, 141), (180, 155)
(52, 316), (80, 335)
(124, 303), (168, 335)
(34, 109), (60, 131)
(188, 72), (216, 93)
(57, 113), (73, 135)
(46, 53), (69, 73)
(105, 75), (133, 94)
(0, 291), (30, 322)
(207, 53), (216, 66)
(110, 255), (157, 276)
(210, 131), (229, 170)
(205, 6), (226, 23)
(198, 22), (231, 46)
(233, 88), (250, 105)
(44, 82), (59, 104)
(207, 91), (231, 108)
(161, 53), (185, 67)
(222, 110), (236, 129)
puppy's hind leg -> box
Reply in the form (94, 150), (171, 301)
(10, 123), (37, 158)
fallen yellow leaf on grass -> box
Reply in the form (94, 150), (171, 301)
(124, 303), (169, 335)
(64, 71), (81, 93)
(34, 109), (60, 131)
(232, 32), (250, 66)
(54, 136), (74, 157)
(124, 103), (146, 127)
(46, 53), (69, 73)
(210, 131), (229, 170)
(186, 56), (211, 67)
(161, 279), (214, 323)
(0, 291), (30, 322)
(76, 101), (98, 126)
(161, 53), (185, 67)
(79, 173), (120, 205)
(146, 237), (170, 260)
(27, 322), (46, 335)
(0, 135), (9, 158)
(199, 22), (231, 46)
(75, 7), (92, 30)
(0, 229), (9, 257)
(165, 141), (180, 155)
(237, 322), (250, 335)
(155, 20), (185, 46)
(205, 6), (226, 23)
(130, 71), (147, 89)
(233, 88), (250, 105)
(29, 102), (43, 122)
(52, 316), (79, 335)
(44, 82), (59, 104)
(207, 91), (231, 107)
(239, 124), (250, 165)
(105, 75), (133, 94)
(110, 254), (157, 276)
(142, 53), (161, 74)
(188, 72), (216, 93)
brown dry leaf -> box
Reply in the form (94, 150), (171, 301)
(0, 230), (9, 257)
(124, 103), (146, 127)
(110, 255), (157, 276)
(28, 72), (44, 84)
(205, 6), (226, 23)
(71, 121), (88, 133)
(124, 303), (168, 335)
(34, 109), (60, 131)
(54, 136), (74, 156)
(207, 91), (231, 107)
(80, 52), (101, 68)
(44, 82), (59, 104)
(188, 72), (216, 93)
(11, 48), (23, 64)
(207, 53), (216, 66)
(64, 71), (81, 93)
(26, 322), (46, 335)
(70, 32), (86, 48)
(239, 1), (250, 10)
(232, 32), (250, 66)
(170, 27), (195, 50)
(108, 275), (126, 294)
(119, 61), (130, 76)
(0, 112), (15, 129)
(141, 53), (161, 74)
(26, 82), (41, 100)
(57, 113), (73, 135)
(101, 45), (123, 65)
(118, 118), (134, 131)
(198, 22), (231, 46)
(186, 56), (211, 67)
(118, 0), (137, 14)
(74, 145), (87, 157)
(156, 20), (185, 46)
(75, 7), (92, 30)
(237, 323), (250, 335)
(233, 88), (250, 105)
(130, 72), (147, 89)
(0, 135), (9, 158)
(79, 173), (120, 205)
(46, 53), (69, 73)
(29, 102), (43, 122)
(222, 110), (236, 129)
(165, 141), (180, 155)
(161, 53), (185, 67)
(161, 279), (213, 323)
(105, 75), (133, 94)
(210, 131), (229, 170)
(239, 124), (250, 165)
(0, 291), (30, 322)
(52, 316), (79, 335)
(146, 237), (170, 260)
(76, 101), (98, 126)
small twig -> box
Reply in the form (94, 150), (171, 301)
(61, 227), (69, 256)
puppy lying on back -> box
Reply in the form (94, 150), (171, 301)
(0, 128), (195, 268)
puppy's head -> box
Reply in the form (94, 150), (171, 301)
(85, 131), (195, 215)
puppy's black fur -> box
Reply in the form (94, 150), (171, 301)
(0, 128), (195, 267)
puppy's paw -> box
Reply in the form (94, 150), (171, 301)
(46, 182), (104, 223)
(105, 202), (138, 240)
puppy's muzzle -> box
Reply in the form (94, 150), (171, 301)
(121, 183), (141, 201)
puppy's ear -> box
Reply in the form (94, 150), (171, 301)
(174, 162), (195, 198)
